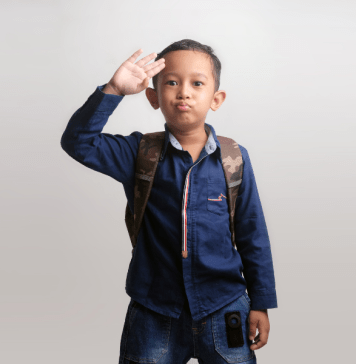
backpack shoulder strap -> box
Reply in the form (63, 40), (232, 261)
(217, 136), (244, 249)
(124, 131), (165, 255)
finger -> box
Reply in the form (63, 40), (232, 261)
(253, 332), (260, 342)
(258, 326), (269, 347)
(143, 58), (165, 73)
(126, 48), (144, 64)
(145, 60), (166, 78)
(250, 337), (265, 351)
(140, 76), (150, 89)
(250, 332), (267, 350)
(249, 320), (257, 341)
(135, 52), (158, 68)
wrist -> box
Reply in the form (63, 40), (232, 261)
(102, 82), (124, 96)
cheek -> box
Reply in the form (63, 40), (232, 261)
(198, 89), (210, 99)
(160, 91), (172, 104)
(157, 94), (168, 107)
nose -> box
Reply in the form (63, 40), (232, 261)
(177, 81), (191, 100)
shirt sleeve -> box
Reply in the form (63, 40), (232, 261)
(234, 145), (278, 310)
(60, 84), (142, 185)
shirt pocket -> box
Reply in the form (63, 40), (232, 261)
(207, 178), (228, 216)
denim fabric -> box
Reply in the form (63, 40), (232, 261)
(60, 84), (278, 321)
(118, 291), (256, 364)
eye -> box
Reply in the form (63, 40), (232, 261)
(166, 80), (203, 86)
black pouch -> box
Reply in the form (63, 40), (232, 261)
(224, 311), (244, 348)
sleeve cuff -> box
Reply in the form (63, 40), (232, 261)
(90, 84), (124, 113)
(248, 289), (278, 310)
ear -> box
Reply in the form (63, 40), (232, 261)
(210, 90), (227, 111)
(146, 87), (160, 110)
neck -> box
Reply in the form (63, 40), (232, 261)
(167, 123), (208, 147)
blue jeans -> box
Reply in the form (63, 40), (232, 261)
(118, 291), (257, 364)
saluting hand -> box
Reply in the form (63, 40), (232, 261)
(103, 48), (166, 96)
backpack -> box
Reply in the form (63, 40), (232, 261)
(124, 131), (244, 257)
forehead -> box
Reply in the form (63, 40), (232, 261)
(159, 50), (213, 79)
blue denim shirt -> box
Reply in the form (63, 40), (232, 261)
(61, 84), (278, 320)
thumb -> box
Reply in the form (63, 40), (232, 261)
(249, 317), (257, 340)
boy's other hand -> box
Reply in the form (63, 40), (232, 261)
(248, 309), (270, 350)
(103, 48), (165, 96)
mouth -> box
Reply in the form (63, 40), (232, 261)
(176, 104), (189, 111)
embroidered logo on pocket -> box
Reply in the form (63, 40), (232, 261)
(207, 179), (228, 215)
(208, 193), (227, 201)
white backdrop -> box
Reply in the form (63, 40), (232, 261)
(1, 0), (355, 363)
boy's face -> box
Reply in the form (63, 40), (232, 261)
(146, 50), (226, 130)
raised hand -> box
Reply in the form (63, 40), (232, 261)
(103, 49), (165, 96)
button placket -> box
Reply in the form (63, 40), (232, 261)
(181, 153), (209, 258)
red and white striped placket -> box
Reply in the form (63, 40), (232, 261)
(181, 154), (209, 259)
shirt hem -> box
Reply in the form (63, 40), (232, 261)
(191, 288), (247, 321)
(125, 287), (182, 319)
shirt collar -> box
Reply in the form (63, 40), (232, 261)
(160, 122), (222, 164)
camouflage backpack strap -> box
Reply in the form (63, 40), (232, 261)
(217, 136), (244, 249)
(124, 131), (165, 255)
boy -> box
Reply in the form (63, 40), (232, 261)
(61, 39), (277, 364)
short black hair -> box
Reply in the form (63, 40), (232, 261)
(152, 39), (221, 93)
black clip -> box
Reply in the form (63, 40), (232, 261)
(224, 311), (244, 347)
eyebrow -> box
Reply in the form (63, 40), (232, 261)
(162, 71), (208, 79)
